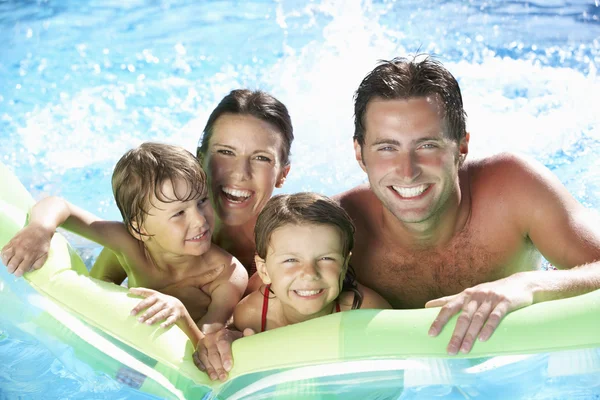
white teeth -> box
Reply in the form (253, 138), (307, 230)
(222, 187), (252, 198)
(392, 184), (429, 198)
(189, 232), (205, 240)
(294, 289), (322, 297)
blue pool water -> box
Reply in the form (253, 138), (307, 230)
(1, 0), (599, 398)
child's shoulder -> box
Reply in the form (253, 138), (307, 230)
(339, 283), (392, 311)
(201, 243), (240, 266)
(233, 289), (265, 332)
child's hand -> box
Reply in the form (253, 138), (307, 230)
(129, 287), (187, 328)
(1, 223), (54, 277)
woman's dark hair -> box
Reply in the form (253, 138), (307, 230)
(197, 89), (293, 166)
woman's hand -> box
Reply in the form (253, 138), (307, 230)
(192, 327), (255, 381)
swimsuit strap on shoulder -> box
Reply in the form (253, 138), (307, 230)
(261, 284), (271, 333)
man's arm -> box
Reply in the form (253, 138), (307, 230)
(2, 196), (134, 277)
(427, 154), (600, 354)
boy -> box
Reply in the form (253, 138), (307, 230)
(1, 142), (248, 343)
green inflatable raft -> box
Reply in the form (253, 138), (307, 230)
(1, 161), (600, 399)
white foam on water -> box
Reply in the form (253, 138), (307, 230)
(10, 0), (600, 199)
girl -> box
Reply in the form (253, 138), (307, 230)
(233, 192), (390, 333)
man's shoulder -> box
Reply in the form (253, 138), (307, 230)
(467, 152), (545, 187)
(334, 183), (380, 216)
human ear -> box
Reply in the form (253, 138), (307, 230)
(458, 132), (470, 166)
(255, 255), (271, 284)
(354, 140), (367, 173)
(275, 164), (291, 188)
(128, 222), (150, 242)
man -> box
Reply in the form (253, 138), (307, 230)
(194, 55), (600, 381)
(339, 55), (600, 355)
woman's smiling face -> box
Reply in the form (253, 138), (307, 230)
(202, 113), (290, 227)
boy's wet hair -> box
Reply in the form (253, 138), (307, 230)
(112, 142), (207, 237)
(196, 89), (294, 166)
(255, 192), (355, 260)
(353, 55), (467, 146)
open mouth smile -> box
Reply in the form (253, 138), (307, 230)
(292, 289), (324, 298)
(221, 186), (253, 204)
(391, 184), (432, 199)
(186, 231), (209, 242)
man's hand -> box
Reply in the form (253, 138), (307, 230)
(192, 327), (255, 381)
(425, 274), (534, 354)
(1, 223), (54, 277)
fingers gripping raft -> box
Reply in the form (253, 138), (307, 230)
(1, 161), (600, 399)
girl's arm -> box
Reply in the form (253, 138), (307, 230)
(356, 283), (392, 309)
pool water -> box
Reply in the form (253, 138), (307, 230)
(1, 0), (599, 398)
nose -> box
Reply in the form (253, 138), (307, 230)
(396, 150), (421, 182)
(189, 205), (208, 228)
(299, 261), (320, 281)
(231, 157), (252, 182)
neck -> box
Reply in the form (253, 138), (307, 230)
(213, 217), (257, 264)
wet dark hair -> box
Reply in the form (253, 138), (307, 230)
(197, 89), (294, 166)
(255, 192), (363, 309)
(354, 55), (467, 146)
(112, 142), (207, 237)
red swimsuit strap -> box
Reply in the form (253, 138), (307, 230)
(335, 301), (341, 313)
(261, 284), (271, 333)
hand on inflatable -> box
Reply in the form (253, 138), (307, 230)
(129, 287), (188, 328)
(192, 327), (254, 381)
(1, 223), (53, 277)
(425, 274), (534, 354)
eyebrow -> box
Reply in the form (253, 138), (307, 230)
(370, 136), (444, 147)
(212, 143), (277, 155)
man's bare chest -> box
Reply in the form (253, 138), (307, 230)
(352, 232), (538, 309)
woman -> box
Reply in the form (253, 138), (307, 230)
(90, 89), (293, 305)
(197, 89), (292, 292)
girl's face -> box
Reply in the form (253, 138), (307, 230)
(256, 223), (348, 320)
(201, 114), (290, 228)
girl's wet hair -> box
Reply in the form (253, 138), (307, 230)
(255, 192), (363, 309)
(112, 142), (207, 236)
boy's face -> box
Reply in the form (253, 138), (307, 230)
(141, 178), (215, 257)
(256, 223), (347, 318)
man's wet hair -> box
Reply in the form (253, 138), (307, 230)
(353, 55), (467, 146)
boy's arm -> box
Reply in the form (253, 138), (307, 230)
(2, 196), (134, 277)
(197, 260), (248, 334)
(129, 287), (205, 346)
(90, 248), (128, 285)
